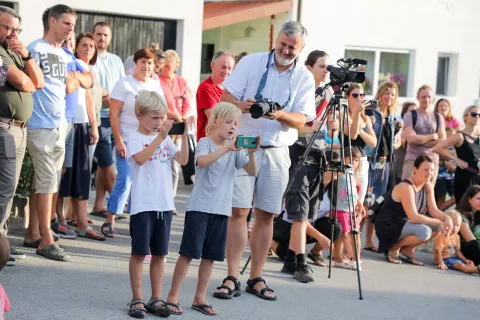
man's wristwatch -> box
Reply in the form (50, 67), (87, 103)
(21, 52), (32, 61)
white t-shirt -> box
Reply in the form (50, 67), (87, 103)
(110, 74), (164, 142)
(73, 60), (89, 124)
(127, 131), (178, 215)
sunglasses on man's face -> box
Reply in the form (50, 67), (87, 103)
(471, 112), (480, 118)
(351, 93), (366, 98)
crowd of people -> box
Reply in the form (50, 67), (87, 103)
(0, 3), (479, 319)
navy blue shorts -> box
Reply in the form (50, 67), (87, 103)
(443, 256), (463, 268)
(93, 117), (114, 168)
(129, 211), (172, 256)
(179, 211), (228, 261)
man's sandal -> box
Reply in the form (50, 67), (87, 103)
(245, 277), (277, 301)
(128, 299), (146, 319)
(213, 276), (241, 299)
(145, 298), (171, 317)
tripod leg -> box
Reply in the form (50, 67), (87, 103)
(240, 255), (251, 275)
(351, 228), (364, 300)
(328, 217), (335, 278)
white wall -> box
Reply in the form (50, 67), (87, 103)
(300, 0), (480, 118)
(14, 0), (204, 113)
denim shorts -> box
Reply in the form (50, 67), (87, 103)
(129, 211), (172, 256)
(443, 256), (463, 268)
(93, 117), (114, 168)
(179, 211), (228, 261)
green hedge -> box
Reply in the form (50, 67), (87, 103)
(15, 152), (33, 197)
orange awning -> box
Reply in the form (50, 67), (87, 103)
(203, 0), (292, 30)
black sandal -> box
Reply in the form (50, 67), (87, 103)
(128, 299), (146, 319)
(101, 222), (115, 238)
(213, 276), (241, 299)
(308, 251), (326, 267)
(164, 302), (183, 315)
(192, 304), (216, 316)
(245, 277), (277, 301)
(145, 297), (171, 317)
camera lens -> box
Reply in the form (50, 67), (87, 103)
(250, 102), (270, 119)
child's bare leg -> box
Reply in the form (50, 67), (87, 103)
(150, 255), (166, 304)
(129, 255), (145, 304)
(333, 233), (345, 263)
(193, 259), (216, 315)
(166, 255), (192, 314)
(453, 262), (480, 274)
(343, 232), (354, 259)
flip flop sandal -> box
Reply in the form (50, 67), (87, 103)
(145, 298), (171, 317)
(90, 210), (108, 218)
(67, 220), (78, 227)
(364, 247), (379, 253)
(77, 226), (106, 241)
(384, 253), (402, 264)
(399, 253), (424, 266)
(164, 302), (183, 315)
(101, 222), (115, 238)
(191, 304), (216, 316)
(128, 299), (146, 319)
(245, 277), (277, 301)
(36, 243), (69, 261)
(213, 276), (241, 299)
(23, 239), (41, 249)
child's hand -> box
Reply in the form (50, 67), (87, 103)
(466, 259), (474, 266)
(436, 263), (448, 270)
(159, 120), (173, 139)
(226, 134), (241, 152)
(249, 135), (261, 154)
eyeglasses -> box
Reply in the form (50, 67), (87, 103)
(471, 112), (480, 118)
(0, 23), (22, 35)
(351, 93), (366, 98)
(157, 53), (165, 59)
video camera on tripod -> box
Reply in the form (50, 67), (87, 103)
(316, 58), (367, 97)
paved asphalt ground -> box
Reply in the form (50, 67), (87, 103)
(1, 181), (479, 320)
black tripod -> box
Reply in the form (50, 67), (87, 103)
(239, 82), (364, 300)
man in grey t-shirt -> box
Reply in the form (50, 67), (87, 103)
(403, 85), (445, 185)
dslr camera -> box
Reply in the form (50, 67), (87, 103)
(250, 98), (282, 119)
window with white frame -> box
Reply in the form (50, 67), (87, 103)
(345, 48), (411, 97)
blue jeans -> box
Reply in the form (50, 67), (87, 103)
(368, 160), (390, 200)
(107, 145), (132, 215)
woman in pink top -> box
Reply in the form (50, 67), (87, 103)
(435, 98), (462, 130)
(159, 50), (190, 211)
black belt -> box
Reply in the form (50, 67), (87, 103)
(261, 145), (277, 149)
(0, 116), (28, 128)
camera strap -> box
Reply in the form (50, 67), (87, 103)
(254, 49), (295, 108)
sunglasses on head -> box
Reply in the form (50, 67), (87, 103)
(471, 112), (480, 118)
(351, 93), (366, 98)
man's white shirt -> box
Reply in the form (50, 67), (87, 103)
(222, 52), (316, 147)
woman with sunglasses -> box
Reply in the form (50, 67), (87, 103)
(363, 80), (399, 253)
(433, 105), (480, 206)
(344, 84), (376, 206)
